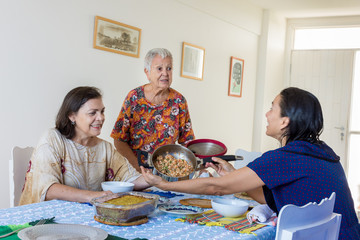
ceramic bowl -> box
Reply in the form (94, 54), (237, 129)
(101, 181), (134, 193)
(211, 198), (249, 217)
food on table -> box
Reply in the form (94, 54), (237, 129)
(105, 195), (149, 205)
(179, 198), (212, 208)
(91, 192), (159, 225)
(154, 153), (194, 178)
(234, 192), (254, 200)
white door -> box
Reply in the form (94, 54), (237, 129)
(290, 50), (354, 171)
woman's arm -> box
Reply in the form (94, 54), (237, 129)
(132, 176), (151, 190)
(206, 158), (266, 203)
(114, 139), (140, 172)
(141, 166), (265, 196)
(45, 183), (112, 203)
(246, 187), (266, 204)
(204, 157), (236, 176)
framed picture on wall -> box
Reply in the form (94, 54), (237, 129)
(93, 16), (141, 58)
(181, 42), (205, 80)
(228, 56), (244, 97)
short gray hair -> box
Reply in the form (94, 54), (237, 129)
(144, 48), (173, 72)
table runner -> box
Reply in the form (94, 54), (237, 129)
(176, 210), (266, 235)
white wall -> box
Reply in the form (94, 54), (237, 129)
(0, 0), (271, 208)
(252, 10), (287, 152)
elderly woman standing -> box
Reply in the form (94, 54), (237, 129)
(111, 48), (195, 171)
(19, 86), (149, 205)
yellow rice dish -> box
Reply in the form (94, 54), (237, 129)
(105, 195), (149, 205)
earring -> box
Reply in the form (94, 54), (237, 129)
(71, 121), (75, 126)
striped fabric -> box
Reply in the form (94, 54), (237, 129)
(179, 210), (266, 234)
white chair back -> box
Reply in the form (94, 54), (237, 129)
(9, 146), (34, 207)
(275, 192), (342, 240)
(233, 149), (261, 169)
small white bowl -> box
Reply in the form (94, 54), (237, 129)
(211, 198), (249, 217)
(101, 181), (134, 193)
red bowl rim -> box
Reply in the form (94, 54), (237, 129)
(185, 139), (227, 158)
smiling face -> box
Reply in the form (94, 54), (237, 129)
(265, 94), (289, 142)
(69, 97), (105, 142)
(144, 55), (173, 91)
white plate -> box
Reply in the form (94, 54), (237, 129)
(159, 204), (204, 216)
(18, 224), (108, 240)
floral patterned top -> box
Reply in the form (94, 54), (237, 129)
(110, 85), (195, 157)
(19, 128), (140, 205)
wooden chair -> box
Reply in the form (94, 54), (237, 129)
(9, 146), (34, 207)
(233, 148), (261, 169)
(275, 192), (342, 240)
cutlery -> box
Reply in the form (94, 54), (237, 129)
(201, 213), (236, 223)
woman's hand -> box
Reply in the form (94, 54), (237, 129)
(140, 166), (165, 186)
(204, 157), (235, 176)
(46, 183), (114, 203)
(85, 190), (113, 202)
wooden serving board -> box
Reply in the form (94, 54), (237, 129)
(179, 198), (212, 208)
(234, 192), (253, 201)
(94, 216), (148, 226)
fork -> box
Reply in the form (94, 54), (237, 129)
(0, 219), (47, 238)
(202, 213), (236, 223)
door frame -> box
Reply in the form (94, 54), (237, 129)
(284, 17), (360, 174)
(285, 16), (360, 87)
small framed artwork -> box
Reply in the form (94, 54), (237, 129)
(181, 42), (205, 80)
(93, 16), (141, 58)
(228, 57), (244, 97)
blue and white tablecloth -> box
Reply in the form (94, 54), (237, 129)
(0, 192), (275, 240)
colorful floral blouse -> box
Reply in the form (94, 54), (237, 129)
(111, 85), (195, 157)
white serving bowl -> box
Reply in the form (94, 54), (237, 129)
(101, 181), (134, 193)
(211, 198), (249, 217)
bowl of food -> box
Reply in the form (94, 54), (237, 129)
(150, 144), (198, 182)
(211, 198), (249, 217)
(101, 181), (134, 193)
(90, 192), (159, 226)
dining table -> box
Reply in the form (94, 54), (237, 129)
(0, 190), (276, 240)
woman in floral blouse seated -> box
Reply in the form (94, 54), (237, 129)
(20, 86), (149, 205)
(111, 48), (195, 172)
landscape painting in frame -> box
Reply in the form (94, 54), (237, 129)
(228, 57), (244, 97)
(181, 42), (205, 80)
(93, 16), (141, 58)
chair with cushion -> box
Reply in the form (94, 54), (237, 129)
(275, 192), (342, 240)
(9, 146), (34, 207)
(233, 148), (262, 169)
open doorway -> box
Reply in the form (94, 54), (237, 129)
(348, 51), (360, 213)
(292, 27), (360, 213)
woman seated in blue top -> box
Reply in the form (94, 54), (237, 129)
(141, 87), (360, 239)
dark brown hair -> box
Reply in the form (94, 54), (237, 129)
(55, 86), (102, 139)
(279, 87), (323, 145)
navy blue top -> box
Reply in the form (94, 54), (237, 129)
(248, 141), (360, 239)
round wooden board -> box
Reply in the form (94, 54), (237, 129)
(179, 198), (212, 208)
(234, 192), (253, 200)
(94, 216), (148, 226)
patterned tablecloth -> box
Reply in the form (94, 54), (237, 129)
(0, 192), (276, 240)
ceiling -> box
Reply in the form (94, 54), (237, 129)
(245, 0), (360, 18)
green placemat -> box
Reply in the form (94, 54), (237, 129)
(0, 218), (55, 239)
(0, 218), (147, 240)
